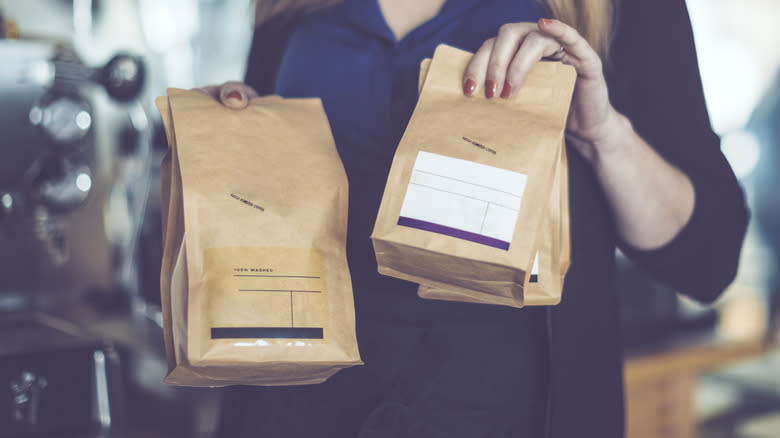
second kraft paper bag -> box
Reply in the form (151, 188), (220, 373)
(371, 44), (575, 306)
(157, 89), (362, 387)
(415, 58), (572, 307)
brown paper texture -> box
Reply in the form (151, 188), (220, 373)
(372, 44), (575, 304)
(560, 140), (571, 281)
(157, 89), (362, 387)
(157, 96), (183, 372)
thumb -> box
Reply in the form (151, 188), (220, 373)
(219, 82), (251, 109)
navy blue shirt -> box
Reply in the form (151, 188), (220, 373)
(275, 0), (541, 174)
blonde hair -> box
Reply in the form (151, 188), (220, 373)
(540, 0), (617, 59)
(255, 0), (617, 58)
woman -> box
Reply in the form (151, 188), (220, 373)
(199, 0), (749, 436)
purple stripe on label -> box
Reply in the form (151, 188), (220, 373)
(398, 217), (510, 250)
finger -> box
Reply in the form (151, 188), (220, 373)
(486, 23), (536, 98)
(463, 38), (495, 96)
(537, 18), (602, 79)
(503, 31), (561, 98)
(193, 85), (221, 99)
(218, 81), (259, 109)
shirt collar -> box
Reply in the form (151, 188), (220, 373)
(342, 0), (485, 45)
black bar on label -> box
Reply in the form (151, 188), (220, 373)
(211, 327), (324, 339)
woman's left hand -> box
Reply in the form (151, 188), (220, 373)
(463, 18), (622, 162)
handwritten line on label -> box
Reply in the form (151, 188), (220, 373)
(230, 193), (264, 211)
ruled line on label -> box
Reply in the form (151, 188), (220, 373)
(233, 274), (321, 279)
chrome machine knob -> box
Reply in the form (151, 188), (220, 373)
(98, 54), (145, 102)
(1, 192), (14, 216)
(9, 371), (48, 425)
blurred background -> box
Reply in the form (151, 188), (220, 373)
(0, 1), (777, 437)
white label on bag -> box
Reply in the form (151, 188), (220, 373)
(398, 151), (527, 250)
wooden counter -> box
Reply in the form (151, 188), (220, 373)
(624, 333), (767, 438)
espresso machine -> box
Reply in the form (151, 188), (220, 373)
(0, 42), (149, 300)
(0, 24), (150, 436)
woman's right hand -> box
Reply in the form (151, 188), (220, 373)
(193, 81), (259, 109)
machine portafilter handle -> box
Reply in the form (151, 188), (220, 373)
(95, 54), (146, 102)
(53, 53), (145, 102)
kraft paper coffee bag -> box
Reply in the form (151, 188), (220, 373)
(415, 58), (571, 307)
(157, 89), (362, 387)
(371, 44), (575, 305)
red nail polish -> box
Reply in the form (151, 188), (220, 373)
(541, 18), (553, 25)
(463, 78), (476, 96)
(501, 82), (512, 99)
(226, 91), (242, 101)
(486, 80), (496, 98)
